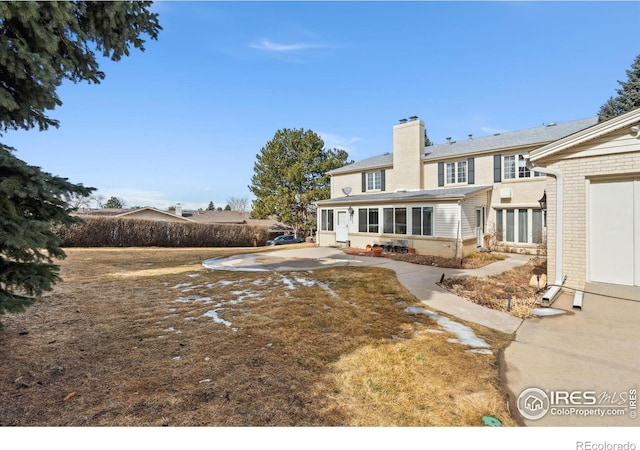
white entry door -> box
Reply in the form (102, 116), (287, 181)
(589, 179), (640, 286)
(476, 207), (485, 247)
(336, 210), (349, 243)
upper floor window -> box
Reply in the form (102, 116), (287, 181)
(446, 160), (467, 184)
(361, 170), (386, 192)
(438, 158), (474, 187)
(503, 154), (543, 180)
(367, 171), (381, 190)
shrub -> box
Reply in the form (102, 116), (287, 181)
(53, 217), (269, 247)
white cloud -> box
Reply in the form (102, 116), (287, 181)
(249, 40), (327, 53)
(480, 126), (509, 135)
(318, 131), (361, 153)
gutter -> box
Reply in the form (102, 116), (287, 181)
(524, 155), (566, 306)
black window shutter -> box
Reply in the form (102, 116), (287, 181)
(437, 162), (444, 187)
(361, 173), (366, 192)
(493, 155), (502, 182)
(468, 157), (475, 184)
(380, 170), (386, 191)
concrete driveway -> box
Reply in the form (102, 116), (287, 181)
(503, 291), (639, 427)
(203, 246), (640, 426)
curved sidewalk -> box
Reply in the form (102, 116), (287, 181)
(265, 246), (528, 334)
(259, 246), (640, 426)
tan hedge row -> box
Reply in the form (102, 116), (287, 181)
(54, 217), (269, 247)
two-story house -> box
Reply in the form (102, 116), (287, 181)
(316, 115), (597, 258)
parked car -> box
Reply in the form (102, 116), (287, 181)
(266, 235), (305, 246)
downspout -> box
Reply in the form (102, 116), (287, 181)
(524, 155), (566, 305)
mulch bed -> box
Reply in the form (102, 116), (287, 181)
(342, 247), (505, 269)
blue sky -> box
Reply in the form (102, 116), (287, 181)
(4, 1), (640, 210)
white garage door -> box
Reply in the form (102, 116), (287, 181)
(590, 178), (640, 286)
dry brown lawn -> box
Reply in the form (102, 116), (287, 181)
(0, 247), (517, 426)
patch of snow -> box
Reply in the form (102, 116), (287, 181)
(317, 282), (339, 298)
(203, 309), (236, 330)
(294, 277), (315, 287)
(404, 306), (440, 320)
(172, 356), (181, 361)
(439, 317), (490, 348)
(168, 308), (177, 312)
(164, 327), (175, 332)
(202, 256), (269, 272)
(199, 379), (211, 383)
(404, 306), (490, 350)
(171, 282), (192, 289)
(531, 308), (566, 317)
(180, 284), (203, 293)
(187, 273), (201, 278)
(468, 349), (493, 355)
(280, 276), (295, 290)
(204, 357), (210, 362)
(175, 295), (213, 303)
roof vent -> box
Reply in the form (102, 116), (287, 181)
(398, 118), (408, 124)
(409, 115), (418, 121)
(545, 122), (557, 127)
(494, 133), (500, 136)
(446, 137), (452, 144)
(468, 134), (473, 140)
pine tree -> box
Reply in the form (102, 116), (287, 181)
(104, 196), (125, 209)
(0, 144), (93, 320)
(249, 128), (351, 236)
(0, 2), (161, 327)
(598, 54), (640, 122)
(207, 201), (215, 211)
(425, 128), (433, 147)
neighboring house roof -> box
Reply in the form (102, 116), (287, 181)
(185, 210), (248, 224)
(329, 116), (598, 175)
(116, 207), (196, 222)
(316, 185), (492, 205)
(186, 210), (293, 231)
(530, 107), (640, 162)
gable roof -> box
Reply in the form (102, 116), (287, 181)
(529, 107), (640, 162)
(329, 152), (393, 175)
(116, 207), (196, 222)
(423, 116), (598, 161)
(328, 116), (598, 175)
(316, 185), (492, 205)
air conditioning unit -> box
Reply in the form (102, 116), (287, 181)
(500, 188), (512, 199)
